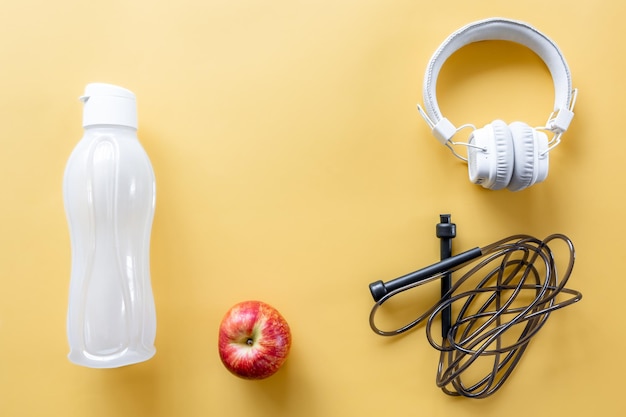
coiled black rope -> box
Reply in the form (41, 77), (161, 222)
(369, 234), (582, 398)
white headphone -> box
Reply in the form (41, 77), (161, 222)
(418, 18), (577, 191)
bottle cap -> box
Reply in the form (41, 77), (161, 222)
(81, 83), (137, 129)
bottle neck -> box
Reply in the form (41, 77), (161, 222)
(83, 125), (138, 139)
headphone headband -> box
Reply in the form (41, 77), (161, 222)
(422, 18), (575, 145)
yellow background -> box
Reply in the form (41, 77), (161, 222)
(0, 0), (620, 416)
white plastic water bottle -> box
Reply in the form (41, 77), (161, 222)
(63, 83), (157, 368)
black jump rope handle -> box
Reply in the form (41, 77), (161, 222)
(436, 214), (455, 339)
(368, 215), (483, 338)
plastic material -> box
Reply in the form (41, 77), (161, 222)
(432, 117), (457, 145)
(63, 83), (156, 368)
(80, 83), (138, 129)
(368, 246), (483, 302)
(436, 214), (455, 338)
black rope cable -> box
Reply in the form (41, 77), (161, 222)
(369, 234), (582, 398)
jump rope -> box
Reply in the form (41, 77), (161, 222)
(367, 215), (582, 398)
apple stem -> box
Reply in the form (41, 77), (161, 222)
(246, 338), (254, 346)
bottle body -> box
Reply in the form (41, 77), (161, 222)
(64, 126), (156, 368)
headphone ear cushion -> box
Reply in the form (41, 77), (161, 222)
(508, 122), (536, 191)
(534, 132), (549, 184)
(508, 122), (550, 191)
(468, 120), (514, 190)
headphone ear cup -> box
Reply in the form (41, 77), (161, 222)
(508, 122), (550, 191)
(467, 120), (514, 190)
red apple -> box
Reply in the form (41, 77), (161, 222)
(218, 300), (292, 379)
